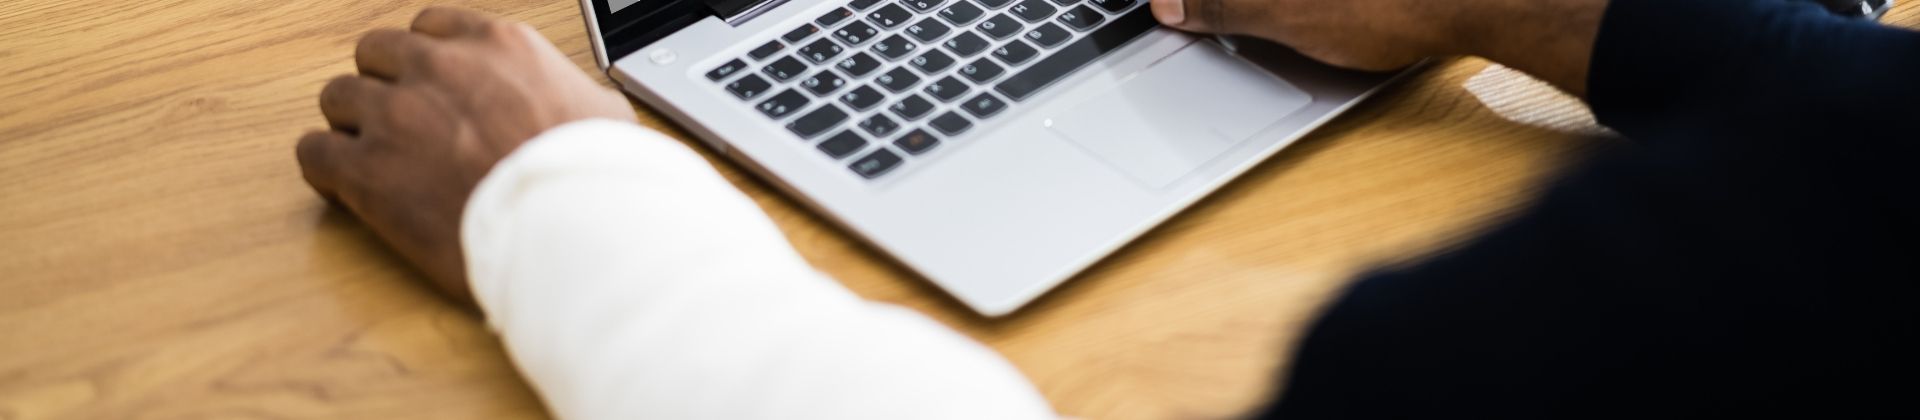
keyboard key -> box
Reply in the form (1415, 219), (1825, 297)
(943, 31), (991, 56)
(706, 59), (747, 81)
(818, 130), (869, 159)
(929, 111), (973, 135)
(1088, 0), (1133, 13)
(959, 58), (1005, 83)
(801, 71), (848, 96)
(940, 1), (986, 24)
(960, 92), (1008, 118)
(977, 14), (1023, 39)
(867, 3), (914, 28)
(924, 76), (970, 102)
(860, 114), (902, 137)
(996, 6), (1154, 101)
(835, 52), (884, 76)
(798, 38), (844, 63)
(840, 85), (886, 110)
(910, 50), (957, 73)
(834, 21), (880, 45)
(991, 40), (1039, 65)
(976, 0), (1016, 9)
(1049, 0), (1079, 5)
(876, 67), (922, 92)
(849, 149), (904, 179)
(850, 0), (884, 10)
(1023, 22), (1072, 47)
(787, 105), (849, 138)
(817, 7), (855, 27)
(748, 41), (784, 61)
(904, 18), (952, 43)
(902, 0), (943, 12)
(874, 34), (920, 60)
(762, 56), (808, 81)
(725, 74), (773, 99)
(889, 94), (937, 120)
(1057, 5), (1105, 31)
(1009, 0), (1057, 22)
(757, 89), (810, 118)
(893, 129), (941, 155)
(783, 24), (820, 43)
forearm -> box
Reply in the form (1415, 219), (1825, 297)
(462, 120), (1054, 419)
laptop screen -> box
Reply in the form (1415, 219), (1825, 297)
(609, 0), (645, 13)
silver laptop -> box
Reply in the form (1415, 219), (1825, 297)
(581, 0), (1397, 316)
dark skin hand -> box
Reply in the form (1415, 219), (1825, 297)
(298, 7), (634, 304)
(1148, 0), (1607, 96)
(299, 2), (1608, 305)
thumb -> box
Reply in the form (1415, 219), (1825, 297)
(1151, 0), (1227, 33)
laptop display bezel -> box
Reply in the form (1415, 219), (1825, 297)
(588, 0), (711, 69)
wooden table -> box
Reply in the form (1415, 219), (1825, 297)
(4, 1), (1911, 418)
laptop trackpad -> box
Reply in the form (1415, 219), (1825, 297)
(1048, 43), (1312, 188)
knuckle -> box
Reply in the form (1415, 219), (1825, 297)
(354, 31), (375, 50)
(296, 131), (320, 147)
(354, 30), (394, 55)
(414, 6), (475, 34)
(371, 88), (421, 127)
(409, 44), (456, 74)
(296, 131), (339, 171)
(412, 6), (448, 25)
(352, 36), (376, 61)
(320, 76), (356, 104)
(296, 131), (329, 152)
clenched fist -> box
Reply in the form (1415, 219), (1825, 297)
(298, 7), (635, 304)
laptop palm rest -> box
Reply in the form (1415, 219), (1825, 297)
(1046, 41), (1312, 189)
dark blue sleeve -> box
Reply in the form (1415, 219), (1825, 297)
(1259, 1), (1920, 418)
(1590, 0), (1920, 145)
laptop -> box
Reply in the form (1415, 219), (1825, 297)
(581, 0), (1398, 316)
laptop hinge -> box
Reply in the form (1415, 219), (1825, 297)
(708, 0), (793, 25)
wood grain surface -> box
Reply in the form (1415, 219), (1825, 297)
(4, 1), (1913, 419)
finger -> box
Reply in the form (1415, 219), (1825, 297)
(1152, 0), (1227, 33)
(411, 6), (492, 38)
(297, 130), (359, 204)
(319, 75), (390, 133)
(355, 29), (428, 80)
(1150, 0), (1189, 26)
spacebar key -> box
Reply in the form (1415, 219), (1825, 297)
(994, 7), (1157, 102)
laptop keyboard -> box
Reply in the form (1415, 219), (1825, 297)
(707, 0), (1155, 180)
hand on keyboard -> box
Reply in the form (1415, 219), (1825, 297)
(1147, 0), (1462, 71)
